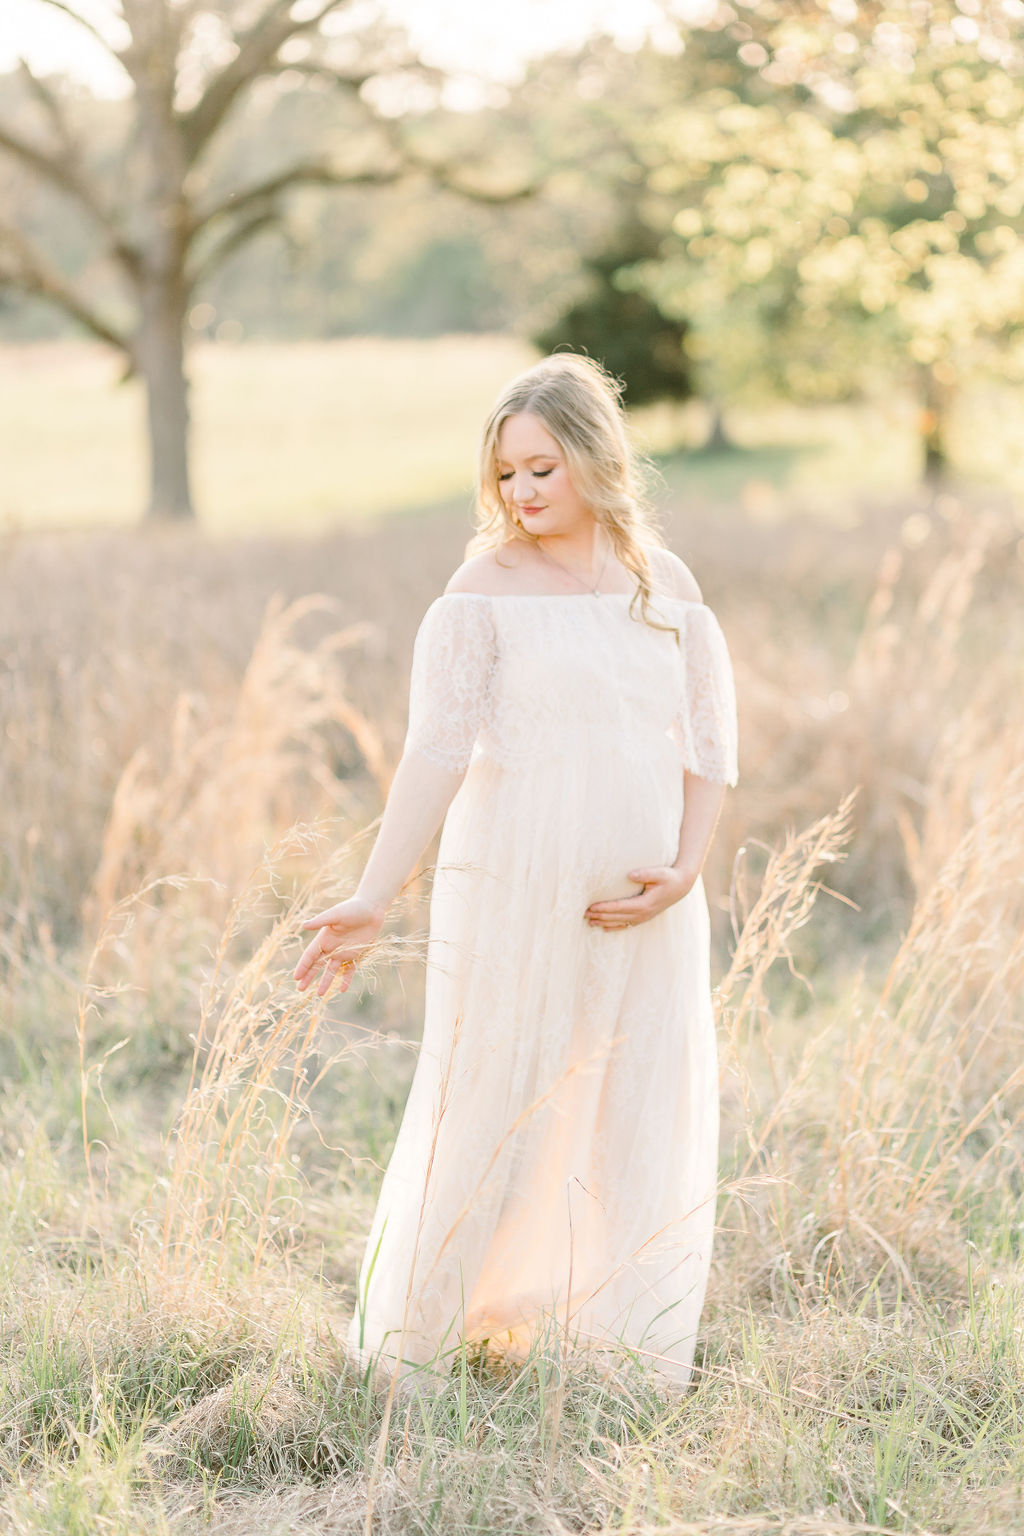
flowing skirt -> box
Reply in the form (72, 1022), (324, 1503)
(346, 731), (719, 1387)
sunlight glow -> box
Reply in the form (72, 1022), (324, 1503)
(0, 0), (688, 99)
(1, 0), (130, 95)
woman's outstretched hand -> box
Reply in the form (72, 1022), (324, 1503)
(294, 896), (386, 997)
(585, 865), (697, 930)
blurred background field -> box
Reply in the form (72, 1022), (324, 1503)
(0, 337), (532, 531)
(3, 338), (1024, 532)
(3, 0), (1024, 1531)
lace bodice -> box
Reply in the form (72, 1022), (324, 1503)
(404, 591), (739, 786)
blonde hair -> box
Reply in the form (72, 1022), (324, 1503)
(468, 352), (673, 632)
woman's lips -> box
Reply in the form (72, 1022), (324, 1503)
(519, 505), (545, 514)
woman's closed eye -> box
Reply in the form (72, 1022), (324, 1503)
(498, 469), (553, 481)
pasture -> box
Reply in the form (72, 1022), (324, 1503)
(3, 338), (1024, 533)
(1, 336), (1023, 1533)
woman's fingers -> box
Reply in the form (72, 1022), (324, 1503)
(296, 899), (386, 997)
(295, 917), (374, 993)
(586, 866), (680, 925)
(296, 933), (353, 983)
(298, 944), (355, 995)
(294, 929), (327, 979)
(588, 897), (647, 915)
(295, 930), (341, 988)
(586, 869), (675, 928)
(301, 906), (343, 931)
(587, 894), (653, 920)
(583, 909), (647, 921)
(317, 953), (354, 998)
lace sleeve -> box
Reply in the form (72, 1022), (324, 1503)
(403, 594), (497, 774)
(673, 603), (739, 786)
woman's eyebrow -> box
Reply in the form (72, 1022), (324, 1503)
(496, 453), (559, 466)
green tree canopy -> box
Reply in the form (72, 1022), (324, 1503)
(639, 1), (1024, 473)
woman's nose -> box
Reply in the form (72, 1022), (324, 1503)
(511, 473), (535, 503)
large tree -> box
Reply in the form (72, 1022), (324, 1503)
(0, 0), (532, 519)
(640, 1), (1024, 477)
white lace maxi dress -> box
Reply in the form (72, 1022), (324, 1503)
(347, 588), (739, 1386)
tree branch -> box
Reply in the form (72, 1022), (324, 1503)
(17, 57), (75, 159)
(262, 58), (377, 94)
(11, 56), (141, 279)
(0, 117), (139, 274)
(185, 207), (282, 293)
(189, 158), (403, 240)
(345, 85), (542, 205)
(179, 0), (347, 164)
(186, 161), (407, 288)
(266, 53), (445, 92)
(0, 121), (92, 206)
(423, 162), (541, 204)
(33, 0), (130, 71)
(0, 223), (132, 357)
(374, 114), (541, 204)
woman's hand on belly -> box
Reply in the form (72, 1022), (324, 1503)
(585, 864), (696, 930)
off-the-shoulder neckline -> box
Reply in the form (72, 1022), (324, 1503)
(436, 590), (708, 608)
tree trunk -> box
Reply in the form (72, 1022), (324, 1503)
(703, 401), (734, 453)
(919, 366), (951, 484)
(129, 8), (195, 523)
(136, 279), (193, 521)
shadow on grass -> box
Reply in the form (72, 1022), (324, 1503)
(656, 440), (820, 501)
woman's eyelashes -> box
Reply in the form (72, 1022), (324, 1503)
(498, 468), (553, 482)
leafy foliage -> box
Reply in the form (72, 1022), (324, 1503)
(638, 4), (1024, 469)
(532, 213), (693, 407)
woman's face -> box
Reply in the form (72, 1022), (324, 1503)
(496, 412), (593, 539)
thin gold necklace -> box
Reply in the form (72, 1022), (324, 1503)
(535, 533), (611, 595)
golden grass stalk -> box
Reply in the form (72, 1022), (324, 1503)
(149, 823), (419, 1286)
(87, 597), (381, 949)
(714, 686), (1024, 1309)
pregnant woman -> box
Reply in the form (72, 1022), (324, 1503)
(294, 352), (739, 1388)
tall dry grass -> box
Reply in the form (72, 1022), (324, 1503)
(2, 488), (1024, 1533)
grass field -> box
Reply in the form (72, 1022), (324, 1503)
(2, 336), (1024, 1533)
(0, 338), (533, 532)
(2, 338), (1024, 533)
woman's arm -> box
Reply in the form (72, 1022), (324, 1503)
(296, 592), (496, 996)
(673, 771), (728, 889)
(355, 750), (467, 915)
(294, 749), (465, 995)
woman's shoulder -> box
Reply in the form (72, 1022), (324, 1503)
(646, 545), (704, 605)
(443, 541), (705, 605)
(443, 542), (537, 596)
